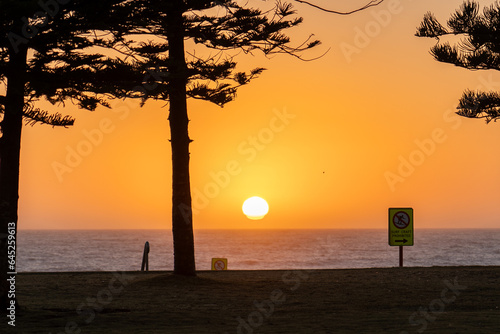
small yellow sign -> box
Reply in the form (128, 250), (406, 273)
(388, 208), (414, 246)
(211, 258), (228, 271)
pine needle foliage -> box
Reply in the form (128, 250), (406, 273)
(416, 0), (500, 123)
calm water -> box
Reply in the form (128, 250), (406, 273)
(16, 229), (500, 272)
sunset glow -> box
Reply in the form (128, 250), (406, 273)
(17, 0), (500, 230)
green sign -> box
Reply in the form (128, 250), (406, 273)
(388, 208), (414, 246)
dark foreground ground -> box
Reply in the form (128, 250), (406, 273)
(3, 266), (500, 333)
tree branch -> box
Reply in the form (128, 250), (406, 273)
(293, 0), (385, 15)
(22, 104), (75, 127)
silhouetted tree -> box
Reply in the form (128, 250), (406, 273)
(106, 0), (387, 276)
(0, 2), (388, 307)
(0, 0), (140, 310)
(115, 0), (320, 276)
(416, 0), (500, 123)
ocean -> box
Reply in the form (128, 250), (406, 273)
(16, 229), (500, 272)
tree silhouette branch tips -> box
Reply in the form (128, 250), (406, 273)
(22, 104), (75, 127)
(416, 0), (500, 123)
(186, 1), (320, 58)
(458, 90), (500, 123)
(415, 12), (448, 38)
(415, 0), (499, 70)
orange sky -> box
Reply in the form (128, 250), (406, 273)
(18, 0), (500, 230)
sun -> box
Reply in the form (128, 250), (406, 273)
(242, 196), (269, 220)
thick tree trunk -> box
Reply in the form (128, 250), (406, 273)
(0, 46), (27, 310)
(166, 4), (196, 276)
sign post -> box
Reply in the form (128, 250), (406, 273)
(211, 258), (228, 271)
(388, 208), (414, 267)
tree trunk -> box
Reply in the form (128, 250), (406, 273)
(0, 45), (27, 310)
(166, 4), (196, 276)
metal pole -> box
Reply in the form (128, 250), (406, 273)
(399, 246), (403, 267)
(141, 241), (150, 272)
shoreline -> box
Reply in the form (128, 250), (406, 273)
(13, 263), (500, 273)
(7, 266), (500, 333)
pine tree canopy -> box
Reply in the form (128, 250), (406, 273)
(111, 0), (321, 107)
(0, 0), (321, 132)
(0, 0), (143, 130)
(416, 0), (500, 123)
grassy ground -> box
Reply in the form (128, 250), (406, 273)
(4, 266), (500, 333)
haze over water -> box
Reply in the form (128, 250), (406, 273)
(17, 229), (500, 272)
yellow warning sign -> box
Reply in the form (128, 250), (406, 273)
(211, 258), (228, 271)
(388, 208), (414, 246)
